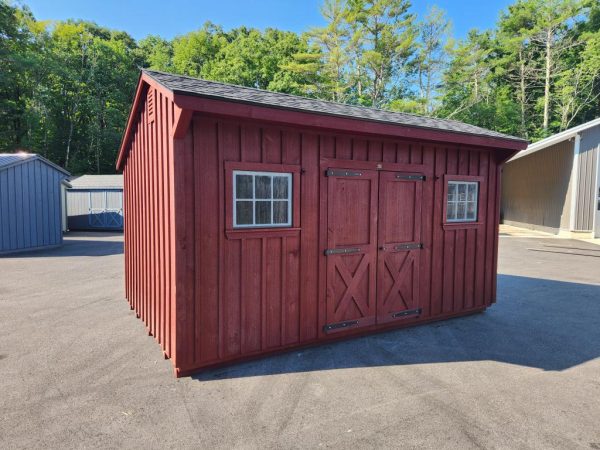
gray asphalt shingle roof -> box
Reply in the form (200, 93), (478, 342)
(143, 69), (526, 144)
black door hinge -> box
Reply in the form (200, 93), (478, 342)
(324, 247), (362, 256)
(394, 243), (423, 250)
(391, 308), (422, 318)
(396, 174), (426, 181)
(380, 243), (423, 251)
(326, 169), (363, 177)
(323, 320), (359, 332)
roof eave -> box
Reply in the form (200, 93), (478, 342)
(172, 91), (528, 151)
(508, 117), (600, 162)
(116, 73), (146, 171)
(509, 133), (578, 162)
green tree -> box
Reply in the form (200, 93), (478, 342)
(553, 1), (600, 129)
(413, 6), (451, 114)
(440, 30), (494, 120)
(137, 35), (173, 71)
(0, 3), (39, 150)
(496, 0), (537, 138)
(309, 0), (352, 101)
(346, 0), (417, 107)
(171, 22), (227, 77)
(440, 0), (596, 140)
(269, 38), (325, 97)
(528, 0), (588, 132)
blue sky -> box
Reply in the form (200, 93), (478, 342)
(23, 0), (513, 41)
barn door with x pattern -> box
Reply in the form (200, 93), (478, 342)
(324, 168), (378, 333)
(376, 171), (423, 324)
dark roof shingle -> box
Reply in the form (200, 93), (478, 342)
(143, 69), (526, 144)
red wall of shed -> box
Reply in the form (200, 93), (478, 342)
(169, 114), (503, 374)
(123, 86), (176, 361)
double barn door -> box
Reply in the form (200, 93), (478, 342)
(324, 167), (423, 333)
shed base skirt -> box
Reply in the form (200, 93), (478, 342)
(174, 306), (487, 378)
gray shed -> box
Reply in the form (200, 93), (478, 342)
(502, 118), (600, 238)
(0, 153), (70, 254)
(66, 175), (124, 231)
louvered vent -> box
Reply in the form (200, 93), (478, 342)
(147, 90), (155, 123)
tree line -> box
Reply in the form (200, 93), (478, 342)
(1, 0), (599, 174)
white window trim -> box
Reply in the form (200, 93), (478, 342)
(233, 170), (293, 228)
(447, 181), (479, 223)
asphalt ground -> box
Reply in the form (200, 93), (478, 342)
(0, 231), (599, 449)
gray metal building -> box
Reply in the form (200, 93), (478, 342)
(0, 153), (70, 254)
(502, 118), (600, 238)
(66, 175), (123, 231)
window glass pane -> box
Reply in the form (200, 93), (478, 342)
(236, 175), (253, 199)
(447, 202), (457, 221)
(236, 201), (253, 225)
(467, 201), (477, 220)
(255, 201), (272, 224)
(458, 183), (467, 202)
(448, 183), (457, 197)
(273, 176), (289, 200)
(457, 202), (466, 220)
(467, 183), (477, 201)
(273, 201), (288, 224)
(255, 176), (272, 199)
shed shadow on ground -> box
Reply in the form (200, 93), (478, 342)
(193, 275), (600, 381)
(0, 234), (123, 258)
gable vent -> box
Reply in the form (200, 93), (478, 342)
(147, 90), (155, 123)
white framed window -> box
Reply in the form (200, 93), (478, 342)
(447, 181), (478, 222)
(233, 171), (292, 228)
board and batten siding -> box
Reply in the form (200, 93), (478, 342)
(502, 139), (574, 233)
(574, 126), (600, 231)
(0, 159), (66, 253)
(122, 86), (177, 361)
(169, 114), (503, 372)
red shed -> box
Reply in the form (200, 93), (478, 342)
(116, 70), (527, 377)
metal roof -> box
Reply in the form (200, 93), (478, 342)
(143, 69), (527, 144)
(509, 117), (600, 162)
(69, 174), (123, 189)
(0, 153), (35, 169)
(0, 153), (70, 175)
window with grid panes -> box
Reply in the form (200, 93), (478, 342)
(447, 181), (478, 222)
(233, 171), (292, 228)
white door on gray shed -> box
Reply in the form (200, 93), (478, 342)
(89, 190), (123, 228)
